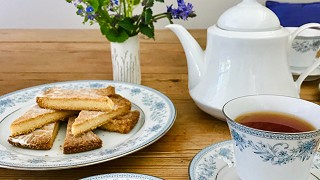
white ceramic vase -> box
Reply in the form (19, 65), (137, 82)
(110, 35), (141, 84)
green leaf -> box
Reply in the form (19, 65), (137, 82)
(99, 0), (107, 6)
(155, 0), (164, 2)
(116, 28), (130, 42)
(100, 26), (117, 42)
(119, 18), (137, 31)
(100, 25), (108, 35)
(100, 10), (111, 22)
(77, 5), (84, 10)
(100, 26), (129, 43)
(89, 0), (99, 11)
(83, 16), (89, 23)
(143, 8), (153, 24)
(142, 0), (154, 7)
(139, 24), (154, 39)
(66, 0), (72, 3)
(133, 0), (140, 5)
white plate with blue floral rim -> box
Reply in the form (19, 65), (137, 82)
(81, 173), (163, 180)
(189, 140), (320, 180)
(0, 80), (176, 170)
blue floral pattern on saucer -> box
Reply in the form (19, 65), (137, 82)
(189, 140), (320, 180)
(0, 80), (176, 170)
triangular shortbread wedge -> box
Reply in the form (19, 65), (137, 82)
(72, 94), (131, 136)
(36, 86), (115, 111)
(8, 121), (60, 150)
(63, 116), (102, 154)
(10, 105), (76, 136)
(99, 110), (140, 134)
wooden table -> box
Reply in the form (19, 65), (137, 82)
(0, 29), (319, 179)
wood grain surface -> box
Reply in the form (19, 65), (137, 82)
(0, 29), (319, 179)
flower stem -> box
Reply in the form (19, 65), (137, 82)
(127, 0), (133, 17)
(153, 12), (168, 18)
(153, 13), (172, 23)
(122, 0), (127, 17)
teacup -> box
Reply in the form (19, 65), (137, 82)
(287, 27), (320, 69)
(223, 95), (320, 180)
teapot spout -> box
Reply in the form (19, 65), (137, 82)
(166, 24), (205, 89)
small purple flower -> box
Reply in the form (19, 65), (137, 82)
(87, 14), (95, 20)
(77, 9), (84, 15)
(72, 0), (82, 7)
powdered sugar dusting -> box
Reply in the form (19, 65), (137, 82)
(22, 105), (56, 119)
(43, 88), (106, 99)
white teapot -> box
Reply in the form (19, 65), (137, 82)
(167, 0), (320, 120)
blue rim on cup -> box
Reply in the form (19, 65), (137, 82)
(222, 95), (320, 180)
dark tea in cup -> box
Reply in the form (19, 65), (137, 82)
(235, 111), (316, 133)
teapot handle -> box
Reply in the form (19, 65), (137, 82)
(292, 23), (320, 91)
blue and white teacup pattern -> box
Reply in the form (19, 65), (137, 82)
(223, 95), (320, 180)
(288, 27), (320, 68)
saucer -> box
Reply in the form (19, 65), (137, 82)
(291, 66), (320, 81)
(189, 140), (320, 180)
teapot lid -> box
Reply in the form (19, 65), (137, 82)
(217, 0), (281, 32)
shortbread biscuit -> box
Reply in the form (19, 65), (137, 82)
(36, 86), (115, 111)
(8, 121), (60, 150)
(72, 94), (131, 136)
(63, 116), (102, 154)
(10, 105), (76, 136)
(99, 110), (140, 134)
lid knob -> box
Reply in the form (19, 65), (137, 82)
(217, 0), (281, 32)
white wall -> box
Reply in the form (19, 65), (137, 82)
(0, 0), (318, 29)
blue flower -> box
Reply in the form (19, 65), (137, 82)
(86, 6), (94, 13)
(111, 0), (119, 6)
(167, 0), (195, 20)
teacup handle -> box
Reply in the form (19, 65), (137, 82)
(292, 23), (320, 91)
